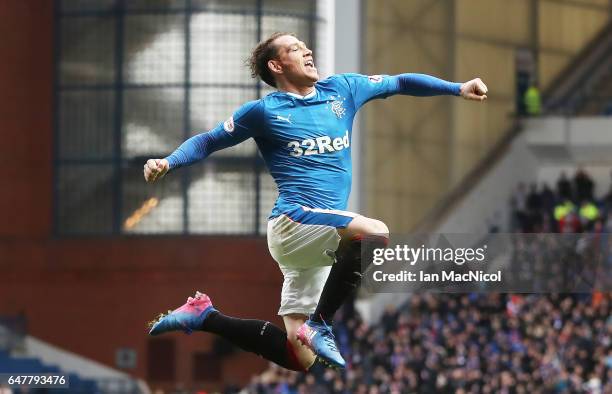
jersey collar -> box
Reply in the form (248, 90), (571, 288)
(284, 88), (316, 100)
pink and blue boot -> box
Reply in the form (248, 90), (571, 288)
(297, 318), (346, 369)
(148, 291), (216, 336)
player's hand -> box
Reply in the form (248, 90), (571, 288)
(460, 78), (488, 101)
(144, 159), (169, 183)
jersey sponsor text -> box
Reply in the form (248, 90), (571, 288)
(287, 130), (349, 157)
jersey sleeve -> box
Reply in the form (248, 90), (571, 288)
(165, 100), (264, 170)
(340, 73), (462, 110)
(340, 73), (399, 109)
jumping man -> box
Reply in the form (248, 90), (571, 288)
(144, 32), (488, 371)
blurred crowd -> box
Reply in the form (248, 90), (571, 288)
(241, 293), (611, 394)
(510, 168), (612, 233)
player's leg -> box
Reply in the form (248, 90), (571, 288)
(294, 212), (389, 367)
(267, 209), (347, 368)
(275, 262), (342, 368)
(282, 314), (316, 368)
(311, 215), (389, 323)
(148, 292), (306, 372)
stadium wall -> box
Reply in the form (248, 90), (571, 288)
(0, 1), (283, 390)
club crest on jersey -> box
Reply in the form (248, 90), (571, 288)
(331, 100), (346, 119)
(223, 116), (234, 132)
(368, 75), (383, 83)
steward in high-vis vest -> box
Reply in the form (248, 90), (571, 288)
(555, 200), (579, 232)
(524, 85), (541, 116)
(579, 200), (600, 231)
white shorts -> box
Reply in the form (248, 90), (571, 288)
(267, 205), (357, 316)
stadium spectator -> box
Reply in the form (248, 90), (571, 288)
(579, 200), (600, 231)
(574, 168), (595, 202)
(540, 183), (557, 231)
(510, 182), (528, 231)
(602, 171), (612, 212)
(526, 182), (543, 231)
(524, 82), (541, 116)
(540, 183), (556, 212)
(555, 199), (580, 233)
(557, 172), (573, 201)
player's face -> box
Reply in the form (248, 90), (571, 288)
(272, 35), (318, 86)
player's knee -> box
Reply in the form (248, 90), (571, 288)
(342, 216), (389, 240)
(370, 219), (389, 236)
(360, 218), (388, 237)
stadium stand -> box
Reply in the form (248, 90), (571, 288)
(241, 291), (610, 394)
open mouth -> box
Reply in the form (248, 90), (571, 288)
(305, 59), (316, 69)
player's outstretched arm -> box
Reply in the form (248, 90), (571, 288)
(343, 73), (488, 109)
(142, 100), (263, 183)
(142, 129), (244, 183)
(144, 158), (169, 183)
(141, 130), (223, 183)
(393, 74), (488, 100)
(459, 78), (488, 101)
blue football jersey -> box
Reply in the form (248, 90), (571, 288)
(164, 73), (461, 219)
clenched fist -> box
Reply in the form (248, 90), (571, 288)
(144, 159), (169, 183)
(460, 78), (488, 101)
